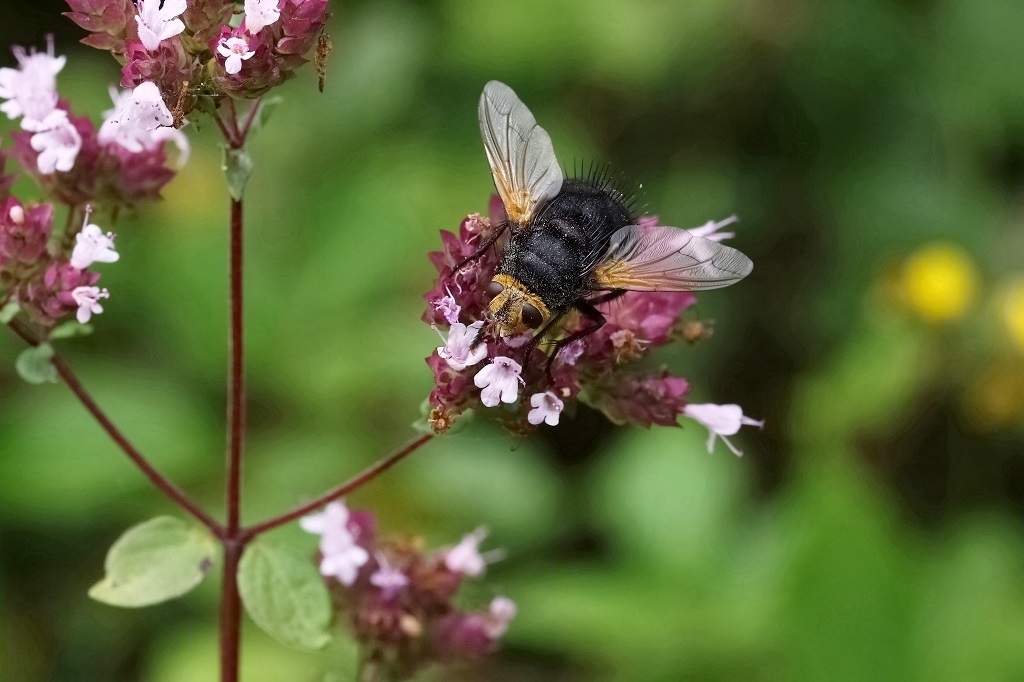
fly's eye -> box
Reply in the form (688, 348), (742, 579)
(521, 303), (543, 329)
(486, 281), (504, 299)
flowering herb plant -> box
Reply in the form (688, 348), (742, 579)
(1, 2), (759, 681)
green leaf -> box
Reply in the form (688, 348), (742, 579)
(238, 538), (332, 650)
(15, 343), (57, 384)
(249, 96), (285, 137)
(0, 301), (19, 323)
(222, 146), (253, 200)
(89, 516), (217, 608)
(49, 321), (94, 340)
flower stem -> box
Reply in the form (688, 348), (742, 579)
(241, 433), (434, 540)
(6, 319), (222, 536)
(226, 197), (245, 536)
(219, 536), (246, 682)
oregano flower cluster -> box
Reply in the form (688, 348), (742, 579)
(422, 200), (763, 452)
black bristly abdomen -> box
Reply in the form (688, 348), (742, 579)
(498, 177), (635, 312)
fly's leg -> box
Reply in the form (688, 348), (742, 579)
(520, 312), (566, 368)
(448, 221), (508, 276)
(542, 290), (626, 380)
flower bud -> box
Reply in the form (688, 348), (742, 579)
(63, 0), (136, 52)
(0, 199), (53, 282)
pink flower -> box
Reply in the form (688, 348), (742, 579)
(210, 26), (284, 99)
(300, 501), (370, 586)
(70, 212), (119, 270)
(63, 0), (136, 52)
(244, 0), (281, 35)
(483, 597), (517, 638)
(444, 527), (488, 577)
(369, 554), (409, 600)
(591, 371), (690, 427)
(0, 37), (65, 129)
(431, 290), (461, 325)
(135, 0), (186, 52)
(181, 0), (235, 44)
(474, 356), (523, 407)
(217, 36), (256, 75)
(274, 0), (329, 58)
(528, 391), (563, 426)
(688, 215), (738, 242)
(99, 84), (189, 168)
(21, 259), (99, 326)
(119, 37), (201, 109)
(0, 199), (52, 274)
(436, 320), (487, 371)
(29, 109), (82, 174)
(70, 285), (109, 323)
(682, 402), (764, 456)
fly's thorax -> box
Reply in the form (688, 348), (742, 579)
(486, 274), (551, 336)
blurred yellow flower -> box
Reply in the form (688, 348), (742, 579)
(901, 242), (979, 322)
(1002, 278), (1024, 354)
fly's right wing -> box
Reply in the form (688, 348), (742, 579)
(478, 81), (563, 226)
(593, 224), (753, 291)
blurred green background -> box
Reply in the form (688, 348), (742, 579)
(4, 0), (1024, 680)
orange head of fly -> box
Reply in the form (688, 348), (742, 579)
(485, 274), (550, 337)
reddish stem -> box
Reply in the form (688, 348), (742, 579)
(226, 197), (245, 536)
(241, 433), (433, 540)
(6, 320), (222, 536)
(219, 537), (245, 682)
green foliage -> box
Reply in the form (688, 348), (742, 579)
(237, 538), (332, 651)
(89, 517), (217, 608)
(221, 146), (253, 200)
(15, 343), (57, 384)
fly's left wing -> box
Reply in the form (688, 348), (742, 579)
(593, 224), (753, 291)
(478, 81), (563, 226)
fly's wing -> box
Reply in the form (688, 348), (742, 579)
(478, 81), (563, 226)
(593, 224), (753, 291)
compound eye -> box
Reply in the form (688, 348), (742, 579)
(486, 280), (504, 299)
(521, 303), (543, 329)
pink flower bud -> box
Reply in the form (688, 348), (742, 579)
(210, 26), (285, 99)
(63, 0), (136, 52)
(589, 370), (690, 427)
(182, 0), (235, 44)
(120, 38), (201, 114)
(22, 259), (100, 327)
(274, 0), (329, 60)
(0, 199), (53, 278)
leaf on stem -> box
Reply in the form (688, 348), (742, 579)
(222, 146), (253, 200)
(0, 301), (20, 324)
(89, 516), (217, 608)
(16, 343), (57, 384)
(50, 320), (94, 340)
(249, 95), (284, 138)
(238, 538), (332, 650)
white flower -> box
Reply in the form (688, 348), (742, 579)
(528, 391), (563, 426)
(299, 500), (350, 534)
(484, 596), (517, 638)
(370, 554), (408, 599)
(71, 286), (109, 324)
(436, 320), (487, 371)
(474, 356), (523, 407)
(71, 217), (119, 270)
(0, 37), (64, 129)
(217, 36), (256, 75)
(444, 527), (488, 577)
(98, 84), (190, 168)
(29, 109), (81, 174)
(244, 0), (281, 35)
(682, 402), (764, 457)
(300, 501), (370, 586)
(320, 541), (369, 585)
(135, 0), (186, 52)
(432, 291), (461, 325)
(688, 215), (738, 243)
(98, 82), (172, 148)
